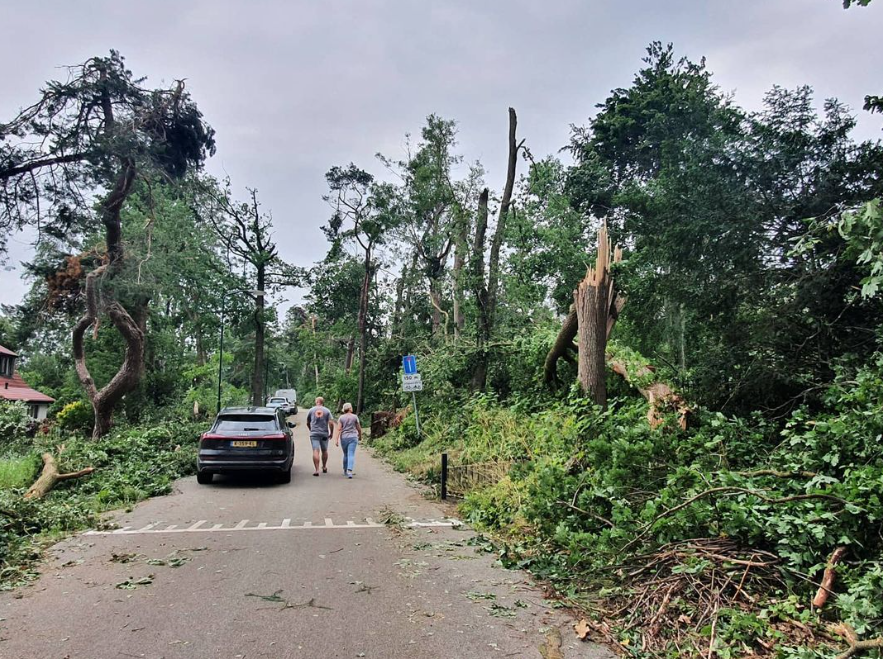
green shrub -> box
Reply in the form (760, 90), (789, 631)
(55, 400), (93, 434)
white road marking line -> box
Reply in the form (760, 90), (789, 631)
(81, 518), (463, 536)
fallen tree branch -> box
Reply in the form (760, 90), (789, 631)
(813, 546), (848, 608)
(622, 487), (849, 553)
(736, 469), (819, 479)
(834, 623), (883, 659)
(24, 452), (95, 500)
(556, 500), (615, 528)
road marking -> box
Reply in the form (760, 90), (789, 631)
(82, 517), (461, 536)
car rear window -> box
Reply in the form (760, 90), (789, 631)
(215, 415), (278, 431)
(269, 398), (286, 404)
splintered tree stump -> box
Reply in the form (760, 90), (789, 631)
(24, 452), (95, 500)
(574, 222), (622, 406)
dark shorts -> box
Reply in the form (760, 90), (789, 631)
(310, 435), (329, 451)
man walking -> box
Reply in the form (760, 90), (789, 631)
(306, 396), (335, 476)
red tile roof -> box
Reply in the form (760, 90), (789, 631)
(1, 371), (55, 403)
(0, 344), (18, 357)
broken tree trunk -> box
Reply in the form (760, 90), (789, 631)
(574, 222), (621, 406)
(607, 358), (691, 430)
(24, 452), (95, 500)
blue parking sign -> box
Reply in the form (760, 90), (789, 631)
(403, 355), (418, 374)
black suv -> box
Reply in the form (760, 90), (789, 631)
(197, 407), (294, 484)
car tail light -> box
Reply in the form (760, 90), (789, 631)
(263, 433), (287, 440)
(200, 433), (224, 442)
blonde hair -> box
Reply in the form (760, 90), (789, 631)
(342, 402), (353, 413)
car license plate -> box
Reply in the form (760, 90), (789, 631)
(231, 440), (257, 448)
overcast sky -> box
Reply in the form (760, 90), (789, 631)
(2, 0), (881, 310)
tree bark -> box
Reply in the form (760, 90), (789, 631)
(471, 188), (490, 390)
(344, 336), (355, 374)
(72, 159), (145, 439)
(813, 546), (848, 609)
(356, 245), (372, 414)
(251, 263), (266, 407)
(452, 208), (470, 338)
(607, 358), (691, 429)
(575, 226), (612, 406)
(486, 107), (519, 339)
(24, 452), (95, 500)
(471, 107), (520, 389)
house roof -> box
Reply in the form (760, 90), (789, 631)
(1, 372), (55, 404)
(0, 344), (18, 357)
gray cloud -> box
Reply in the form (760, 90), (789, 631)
(2, 0), (881, 309)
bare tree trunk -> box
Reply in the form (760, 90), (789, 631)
(251, 265), (265, 407)
(392, 267), (406, 338)
(486, 107), (519, 334)
(576, 268), (610, 407)
(471, 188), (490, 390)
(429, 278), (446, 339)
(311, 315), (319, 388)
(356, 246), (372, 414)
(574, 223), (620, 407)
(452, 209), (469, 338)
(472, 107), (521, 389)
(344, 336), (355, 374)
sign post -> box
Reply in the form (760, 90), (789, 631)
(402, 355), (422, 437)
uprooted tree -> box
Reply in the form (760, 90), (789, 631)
(0, 51), (215, 437)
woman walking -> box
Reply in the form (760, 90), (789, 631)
(335, 402), (362, 479)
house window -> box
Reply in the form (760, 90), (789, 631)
(0, 356), (13, 377)
(29, 404), (39, 418)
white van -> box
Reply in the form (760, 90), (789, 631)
(274, 389), (297, 412)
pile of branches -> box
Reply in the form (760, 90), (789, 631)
(587, 538), (805, 656)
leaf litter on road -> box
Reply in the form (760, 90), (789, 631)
(115, 575), (154, 590)
(245, 590), (333, 612)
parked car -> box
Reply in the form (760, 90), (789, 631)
(266, 396), (294, 415)
(274, 389), (297, 414)
(197, 407), (294, 484)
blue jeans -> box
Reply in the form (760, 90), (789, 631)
(341, 436), (358, 473)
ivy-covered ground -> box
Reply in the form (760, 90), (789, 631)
(0, 401), (200, 589)
(372, 344), (883, 658)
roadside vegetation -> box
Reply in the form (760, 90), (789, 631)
(0, 401), (199, 588)
(0, 4), (881, 655)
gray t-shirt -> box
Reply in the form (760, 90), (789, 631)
(338, 412), (360, 440)
(307, 406), (334, 438)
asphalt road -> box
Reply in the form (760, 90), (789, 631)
(0, 411), (613, 659)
